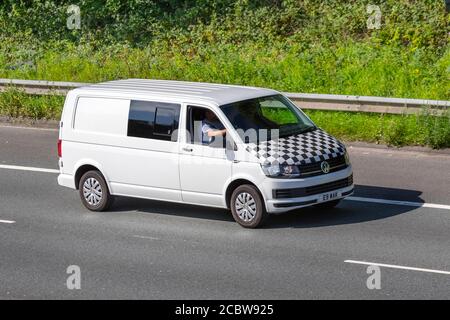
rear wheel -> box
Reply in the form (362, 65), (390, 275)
(78, 170), (113, 211)
(314, 199), (341, 209)
(231, 185), (267, 228)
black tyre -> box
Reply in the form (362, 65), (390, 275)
(78, 170), (113, 211)
(314, 199), (341, 209)
(230, 184), (267, 228)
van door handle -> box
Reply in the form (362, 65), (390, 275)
(182, 147), (193, 152)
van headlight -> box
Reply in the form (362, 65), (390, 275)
(344, 150), (351, 166)
(261, 163), (301, 178)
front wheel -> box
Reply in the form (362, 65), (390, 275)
(79, 170), (114, 211)
(231, 185), (267, 228)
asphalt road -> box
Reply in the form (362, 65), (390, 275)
(0, 125), (449, 299)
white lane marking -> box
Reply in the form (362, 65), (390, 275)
(345, 196), (450, 211)
(1, 163), (450, 211)
(0, 164), (59, 174)
(132, 235), (161, 241)
(0, 125), (58, 132)
(345, 260), (450, 276)
(0, 220), (16, 224)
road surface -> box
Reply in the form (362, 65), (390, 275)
(0, 125), (449, 299)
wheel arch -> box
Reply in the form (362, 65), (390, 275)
(225, 178), (265, 209)
(74, 161), (110, 191)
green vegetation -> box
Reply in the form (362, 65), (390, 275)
(0, 41), (449, 100)
(0, 89), (64, 120)
(0, 1), (448, 98)
(0, 1), (448, 147)
(307, 109), (450, 149)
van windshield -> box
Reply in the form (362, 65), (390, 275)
(220, 94), (316, 142)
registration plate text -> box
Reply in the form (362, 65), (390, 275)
(322, 191), (339, 202)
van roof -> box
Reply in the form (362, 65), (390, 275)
(75, 79), (279, 105)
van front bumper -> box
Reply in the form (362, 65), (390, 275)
(261, 165), (354, 214)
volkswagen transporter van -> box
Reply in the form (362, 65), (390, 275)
(57, 79), (353, 228)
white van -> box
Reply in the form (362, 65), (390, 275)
(57, 79), (353, 228)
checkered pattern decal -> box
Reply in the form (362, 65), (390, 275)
(245, 129), (346, 166)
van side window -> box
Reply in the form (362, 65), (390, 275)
(187, 106), (226, 148)
(128, 100), (180, 141)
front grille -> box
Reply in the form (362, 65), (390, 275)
(304, 174), (353, 196)
(273, 174), (353, 199)
(299, 155), (347, 177)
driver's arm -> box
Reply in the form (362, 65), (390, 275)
(207, 128), (227, 137)
(202, 122), (226, 137)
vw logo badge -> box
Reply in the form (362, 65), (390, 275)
(321, 161), (330, 174)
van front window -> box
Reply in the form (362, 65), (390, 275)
(220, 94), (316, 142)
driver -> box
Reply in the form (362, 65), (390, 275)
(201, 110), (227, 144)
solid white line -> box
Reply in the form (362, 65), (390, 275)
(0, 164), (59, 174)
(0, 219), (16, 224)
(345, 260), (450, 275)
(132, 235), (161, 241)
(1, 163), (449, 211)
(344, 196), (450, 211)
(0, 125), (58, 132)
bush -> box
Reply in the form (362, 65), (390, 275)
(0, 1), (448, 48)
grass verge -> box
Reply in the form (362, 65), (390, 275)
(1, 42), (449, 101)
(306, 109), (450, 149)
(0, 89), (64, 120)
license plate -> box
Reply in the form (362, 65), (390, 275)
(321, 191), (339, 202)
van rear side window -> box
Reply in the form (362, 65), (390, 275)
(127, 100), (180, 142)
